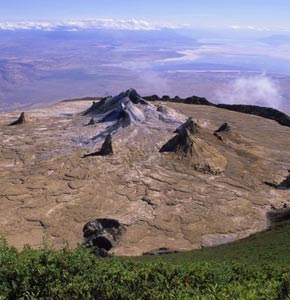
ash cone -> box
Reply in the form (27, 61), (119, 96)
(160, 118), (227, 174)
(80, 89), (181, 143)
(9, 112), (27, 126)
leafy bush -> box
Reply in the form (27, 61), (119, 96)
(1, 237), (290, 300)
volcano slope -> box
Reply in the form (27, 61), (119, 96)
(1, 89), (290, 256)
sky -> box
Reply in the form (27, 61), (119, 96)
(1, 0), (290, 31)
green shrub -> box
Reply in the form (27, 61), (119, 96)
(1, 238), (290, 300)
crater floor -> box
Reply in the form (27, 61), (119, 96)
(1, 95), (290, 256)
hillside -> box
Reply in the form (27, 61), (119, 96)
(1, 222), (290, 299)
(138, 220), (290, 265)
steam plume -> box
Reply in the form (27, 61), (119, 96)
(215, 75), (284, 109)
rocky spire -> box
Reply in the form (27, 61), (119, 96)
(160, 127), (194, 154)
(215, 122), (230, 133)
(160, 118), (198, 154)
(174, 117), (198, 135)
(83, 134), (113, 157)
(9, 112), (27, 126)
(125, 88), (147, 105)
(99, 134), (113, 156)
(276, 171), (290, 190)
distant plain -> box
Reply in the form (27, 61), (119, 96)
(1, 28), (290, 113)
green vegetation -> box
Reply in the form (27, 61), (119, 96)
(136, 221), (290, 265)
(1, 222), (290, 300)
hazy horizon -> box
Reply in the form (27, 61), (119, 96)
(2, 0), (290, 31)
(1, 1), (290, 113)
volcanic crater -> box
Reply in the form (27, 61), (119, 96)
(1, 89), (290, 255)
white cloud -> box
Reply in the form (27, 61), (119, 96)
(230, 24), (290, 32)
(1, 20), (288, 33)
(230, 25), (269, 31)
(0, 19), (179, 31)
(215, 75), (284, 109)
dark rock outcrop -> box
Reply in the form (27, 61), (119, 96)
(144, 94), (160, 101)
(277, 172), (290, 189)
(267, 208), (290, 226)
(215, 122), (230, 133)
(183, 96), (213, 106)
(144, 94), (290, 128)
(265, 170), (290, 190)
(83, 135), (113, 157)
(217, 104), (290, 128)
(143, 95), (213, 106)
(161, 95), (171, 101)
(213, 123), (230, 141)
(83, 218), (125, 256)
(9, 112), (27, 126)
